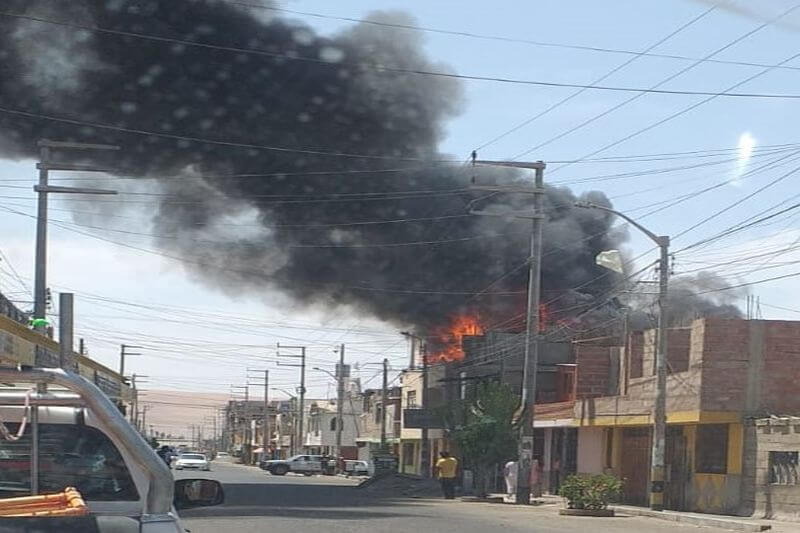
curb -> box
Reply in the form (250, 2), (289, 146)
(610, 506), (771, 532)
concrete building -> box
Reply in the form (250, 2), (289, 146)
(536, 317), (800, 519)
(303, 396), (361, 460)
(399, 366), (447, 475)
(356, 386), (401, 462)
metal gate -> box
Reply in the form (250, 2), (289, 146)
(665, 426), (688, 511)
(621, 427), (651, 506)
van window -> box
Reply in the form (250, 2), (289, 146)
(0, 423), (139, 501)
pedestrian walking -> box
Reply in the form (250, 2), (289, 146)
(434, 451), (458, 500)
(503, 460), (518, 498)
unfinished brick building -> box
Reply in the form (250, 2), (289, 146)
(532, 317), (800, 518)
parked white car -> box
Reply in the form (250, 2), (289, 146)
(344, 460), (370, 476)
(260, 454), (324, 475)
(174, 453), (211, 471)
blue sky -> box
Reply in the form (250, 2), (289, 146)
(1, 1), (799, 429)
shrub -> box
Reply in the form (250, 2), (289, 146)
(559, 474), (622, 510)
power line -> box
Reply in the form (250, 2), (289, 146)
(474, 3), (717, 151)
(512, 3), (800, 162)
(226, 1), (800, 74)
(3, 12), (800, 100)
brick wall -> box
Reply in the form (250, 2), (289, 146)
(574, 344), (611, 398)
(745, 418), (800, 521)
(699, 318), (752, 412)
(760, 321), (800, 414)
(629, 331), (644, 379)
(667, 328), (691, 373)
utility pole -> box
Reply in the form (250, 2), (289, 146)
(131, 374), (137, 426)
(576, 201), (670, 511)
(32, 140), (119, 334)
(140, 405), (149, 436)
(336, 344), (346, 461)
(380, 358), (389, 450)
(407, 335), (416, 370)
(421, 342), (430, 478)
(58, 292), (74, 370)
(119, 344), (142, 379)
(263, 370), (270, 460)
(470, 159), (546, 504)
(247, 368), (270, 462)
(244, 386), (250, 461)
(277, 344), (306, 454)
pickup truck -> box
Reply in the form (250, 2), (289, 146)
(0, 367), (225, 532)
(260, 454), (328, 476)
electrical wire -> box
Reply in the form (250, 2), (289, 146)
(474, 3), (717, 151)
(512, 2), (800, 162)
(224, 1), (800, 75)
(5, 11), (800, 100)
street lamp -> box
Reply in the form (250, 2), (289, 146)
(576, 201), (670, 511)
(312, 367), (336, 380)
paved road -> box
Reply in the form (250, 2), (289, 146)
(176, 460), (737, 533)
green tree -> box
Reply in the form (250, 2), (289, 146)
(440, 381), (519, 497)
(148, 436), (160, 449)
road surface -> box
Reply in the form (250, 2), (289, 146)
(176, 459), (736, 533)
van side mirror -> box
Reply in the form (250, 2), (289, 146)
(174, 479), (224, 510)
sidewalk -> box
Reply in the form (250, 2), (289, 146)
(486, 493), (800, 533)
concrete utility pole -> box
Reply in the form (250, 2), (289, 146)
(380, 358), (389, 450)
(336, 344), (346, 461)
(119, 344), (142, 379)
(421, 342), (430, 478)
(247, 368), (270, 461)
(58, 292), (74, 370)
(576, 201), (670, 510)
(277, 344), (306, 454)
(33, 140), (119, 334)
(470, 159), (546, 504)
(131, 374), (149, 428)
(263, 370), (270, 460)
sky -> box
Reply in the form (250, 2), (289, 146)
(2, 0), (800, 433)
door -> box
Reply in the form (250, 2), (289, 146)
(293, 456), (309, 472)
(665, 426), (687, 511)
(620, 427), (651, 507)
(307, 456), (322, 472)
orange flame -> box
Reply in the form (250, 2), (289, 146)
(428, 314), (484, 362)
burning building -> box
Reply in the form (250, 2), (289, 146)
(0, 1), (739, 348)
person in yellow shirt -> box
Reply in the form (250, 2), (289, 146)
(434, 451), (458, 499)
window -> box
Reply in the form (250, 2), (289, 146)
(407, 390), (417, 408)
(0, 423), (139, 501)
(769, 451), (799, 485)
(329, 417), (337, 432)
(696, 424), (728, 474)
(375, 405), (382, 424)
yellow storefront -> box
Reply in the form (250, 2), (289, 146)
(586, 411), (743, 513)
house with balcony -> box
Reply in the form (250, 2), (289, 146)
(303, 389), (362, 460)
(356, 386), (402, 462)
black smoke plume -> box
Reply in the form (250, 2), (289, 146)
(0, 1), (736, 334)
